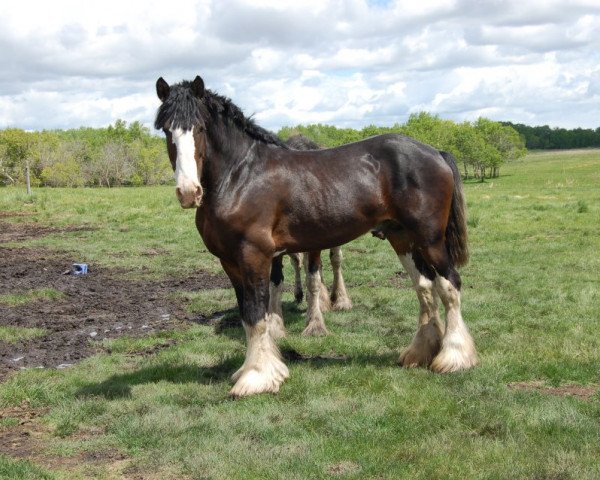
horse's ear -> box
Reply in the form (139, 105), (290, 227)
(191, 75), (205, 99)
(156, 77), (170, 102)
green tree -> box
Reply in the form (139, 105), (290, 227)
(0, 128), (33, 185)
(400, 112), (456, 151)
(474, 118), (526, 177)
(131, 141), (172, 186)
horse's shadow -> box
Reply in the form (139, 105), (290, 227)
(77, 301), (398, 400)
(76, 360), (237, 400)
(76, 350), (397, 401)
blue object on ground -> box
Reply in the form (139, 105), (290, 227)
(72, 263), (88, 275)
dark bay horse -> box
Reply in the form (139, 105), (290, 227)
(155, 75), (477, 397)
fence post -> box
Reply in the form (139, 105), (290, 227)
(25, 160), (32, 195)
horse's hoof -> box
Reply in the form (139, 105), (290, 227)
(302, 322), (329, 337)
(332, 296), (353, 311)
(430, 333), (478, 373)
(229, 363), (289, 397)
(398, 347), (432, 368)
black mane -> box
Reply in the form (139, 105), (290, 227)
(155, 80), (287, 148)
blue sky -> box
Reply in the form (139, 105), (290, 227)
(1, 0), (599, 132)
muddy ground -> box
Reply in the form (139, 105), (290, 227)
(0, 218), (231, 381)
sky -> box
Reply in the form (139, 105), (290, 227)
(1, 0), (599, 134)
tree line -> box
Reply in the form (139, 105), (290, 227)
(0, 113), (559, 188)
(0, 120), (171, 188)
(501, 122), (600, 150)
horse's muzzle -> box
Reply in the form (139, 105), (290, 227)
(176, 185), (203, 209)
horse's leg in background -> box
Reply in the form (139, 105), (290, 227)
(268, 254), (286, 338)
(318, 258), (332, 312)
(386, 233), (442, 367)
(288, 253), (304, 304)
(329, 247), (352, 310)
(230, 247), (289, 397)
(302, 251), (329, 336)
(419, 242), (478, 372)
(293, 250), (330, 311)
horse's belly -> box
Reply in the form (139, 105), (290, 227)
(279, 208), (384, 252)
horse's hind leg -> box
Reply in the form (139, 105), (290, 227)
(398, 253), (443, 367)
(418, 242), (478, 373)
(430, 266), (477, 372)
(330, 247), (352, 310)
(268, 254), (286, 339)
(288, 253), (304, 304)
(302, 251), (329, 336)
(387, 233), (443, 367)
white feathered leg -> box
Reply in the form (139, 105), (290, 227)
(430, 275), (478, 373)
(230, 315), (289, 397)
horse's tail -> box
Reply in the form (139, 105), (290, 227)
(440, 151), (469, 267)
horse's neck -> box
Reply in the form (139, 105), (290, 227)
(203, 125), (260, 190)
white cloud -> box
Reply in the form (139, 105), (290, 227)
(0, 0), (599, 131)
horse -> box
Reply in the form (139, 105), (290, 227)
(268, 134), (352, 337)
(155, 75), (478, 397)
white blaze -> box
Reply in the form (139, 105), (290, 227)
(171, 127), (200, 192)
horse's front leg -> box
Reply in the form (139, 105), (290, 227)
(230, 250), (289, 397)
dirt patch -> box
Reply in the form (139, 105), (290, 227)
(0, 219), (93, 243)
(0, 212), (32, 218)
(0, 221), (231, 381)
(0, 401), (130, 476)
(389, 270), (411, 289)
(327, 461), (361, 476)
(0, 402), (50, 458)
(508, 381), (600, 400)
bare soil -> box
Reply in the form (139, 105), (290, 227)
(0, 219), (231, 381)
(508, 380), (600, 400)
(0, 400), (131, 477)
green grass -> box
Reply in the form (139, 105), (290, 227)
(0, 288), (64, 307)
(1, 149), (599, 479)
(0, 455), (54, 480)
(0, 326), (46, 344)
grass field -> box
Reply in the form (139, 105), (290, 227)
(1, 149), (599, 479)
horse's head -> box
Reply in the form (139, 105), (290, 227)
(155, 76), (207, 209)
